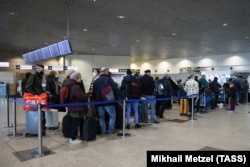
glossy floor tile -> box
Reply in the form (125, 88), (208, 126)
(1, 98), (250, 167)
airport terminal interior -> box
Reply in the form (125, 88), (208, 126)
(1, 1), (250, 166)
(0, 96), (250, 167)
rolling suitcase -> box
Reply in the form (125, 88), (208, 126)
(25, 110), (45, 137)
(115, 103), (123, 129)
(62, 112), (72, 138)
(81, 117), (96, 141)
(138, 101), (148, 123)
(45, 109), (59, 129)
(179, 98), (189, 115)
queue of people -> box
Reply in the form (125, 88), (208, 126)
(22, 65), (249, 144)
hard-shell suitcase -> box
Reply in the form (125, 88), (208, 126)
(179, 98), (189, 115)
(62, 112), (72, 138)
(25, 110), (45, 137)
(45, 109), (59, 129)
(115, 103), (123, 129)
(81, 117), (96, 141)
(138, 101), (148, 123)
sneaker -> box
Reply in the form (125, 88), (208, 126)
(69, 139), (81, 144)
(126, 124), (130, 129)
(135, 124), (141, 128)
(151, 121), (159, 124)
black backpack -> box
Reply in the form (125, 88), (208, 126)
(130, 77), (142, 99)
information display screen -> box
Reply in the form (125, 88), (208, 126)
(58, 39), (72, 55)
(41, 47), (52, 59)
(34, 49), (42, 61)
(49, 43), (61, 57)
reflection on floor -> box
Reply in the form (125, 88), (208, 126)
(1, 98), (250, 167)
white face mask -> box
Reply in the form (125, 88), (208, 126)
(93, 72), (97, 77)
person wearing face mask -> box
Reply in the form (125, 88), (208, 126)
(88, 69), (100, 99)
(25, 64), (45, 95)
(25, 64), (46, 135)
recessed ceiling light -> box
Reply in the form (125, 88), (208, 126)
(112, 44), (117, 47)
(172, 33), (176, 36)
(82, 28), (88, 32)
(245, 36), (249, 39)
(91, 49), (95, 51)
(117, 15), (126, 19)
(136, 40), (140, 42)
(9, 12), (15, 15)
(222, 23), (228, 27)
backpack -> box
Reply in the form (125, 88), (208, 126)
(130, 77), (142, 98)
(101, 77), (115, 101)
(156, 79), (164, 95)
(60, 86), (70, 104)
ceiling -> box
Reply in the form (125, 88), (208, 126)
(0, 0), (250, 62)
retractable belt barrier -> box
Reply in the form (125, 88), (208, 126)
(9, 90), (249, 159)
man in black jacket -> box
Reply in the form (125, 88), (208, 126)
(140, 69), (159, 124)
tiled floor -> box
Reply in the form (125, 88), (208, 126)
(1, 98), (250, 167)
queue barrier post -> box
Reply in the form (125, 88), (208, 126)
(7, 97), (22, 137)
(117, 99), (131, 137)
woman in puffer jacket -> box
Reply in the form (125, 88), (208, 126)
(66, 72), (88, 144)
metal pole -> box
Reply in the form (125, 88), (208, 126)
(117, 100), (130, 137)
(7, 97), (22, 137)
(31, 104), (44, 157)
(4, 96), (13, 128)
(38, 104), (43, 156)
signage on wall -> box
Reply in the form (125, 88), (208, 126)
(179, 67), (200, 73)
(15, 65), (78, 71)
(0, 62), (10, 67)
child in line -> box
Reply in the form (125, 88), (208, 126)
(228, 82), (236, 112)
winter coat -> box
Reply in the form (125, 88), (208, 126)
(92, 74), (124, 106)
(25, 72), (44, 95)
(140, 74), (155, 95)
(67, 79), (88, 118)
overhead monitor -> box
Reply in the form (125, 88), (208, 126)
(58, 39), (72, 56)
(22, 53), (30, 64)
(49, 43), (61, 57)
(34, 49), (42, 61)
(41, 46), (51, 60)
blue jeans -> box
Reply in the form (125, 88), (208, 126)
(126, 99), (139, 125)
(143, 95), (157, 123)
(97, 105), (116, 134)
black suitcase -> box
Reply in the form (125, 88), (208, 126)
(115, 103), (123, 129)
(62, 112), (72, 138)
(81, 117), (96, 141)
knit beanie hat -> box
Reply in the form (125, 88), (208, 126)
(70, 72), (81, 80)
(66, 69), (75, 77)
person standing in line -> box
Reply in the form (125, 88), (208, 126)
(25, 64), (46, 134)
(88, 69), (100, 97)
(21, 72), (32, 95)
(228, 82), (236, 112)
(155, 74), (172, 118)
(139, 69), (159, 124)
(92, 67), (125, 134)
(62, 69), (75, 87)
(184, 74), (199, 117)
(209, 77), (222, 108)
(67, 72), (88, 144)
(120, 69), (141, 129)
